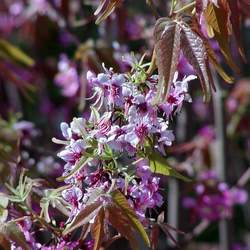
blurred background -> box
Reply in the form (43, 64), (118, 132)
(0, 1), (250, 249)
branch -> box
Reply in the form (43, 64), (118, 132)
(174, 1), (195, 14)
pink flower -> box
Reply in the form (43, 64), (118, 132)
(54, 54), (79, 97)
(62, 187), (82, 208)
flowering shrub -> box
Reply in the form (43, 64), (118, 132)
(51, 63), (196, 247)
(0, 0), (250, 249)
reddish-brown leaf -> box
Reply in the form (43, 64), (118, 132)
(191, 15), (234, 84)
(63, 199), (103, 235)
(91, 208), (105, 250)
(204, 2), (240, 72)
(239, 0), (250, 17)
(203, 36), (234, 83)
(0, 233), (10, 250)
(1, 222), (30, 250)
(180, 23), (214, 101)
(153, 18), (181, 103)
(111, 190), (150, 247)
(106, 205), (139, 250)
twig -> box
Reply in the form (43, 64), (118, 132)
(237, 167), (250, 187)
(174, 1), (195, 14)
(184, 220), (210, 242)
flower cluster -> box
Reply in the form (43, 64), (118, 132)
(54, 54), (79, 97)
(183, 170), (248, 221)
(54, 64), (196, 221)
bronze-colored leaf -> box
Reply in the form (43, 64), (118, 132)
(153, 18), (181, 103)
(0, 233), (10, 250)
(1, 222), (30, 250)
(228, 0), (246, 61)
(111, 190), (150, 247)
(204, 2), (240, 72)
(205, 39), (234, 83)
(180, 22), (214, 101)
(106, 205), (139, 250)
(191, 15), (234, 84)
(94, 0), (122, 24)
(153, 16), (216, 102)
(63, 199), (103, 235)
(91, 208), (105, 250)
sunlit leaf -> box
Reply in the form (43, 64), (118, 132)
(204, 2), (240, 72)
(148, 150), (191, 182)
(91, 207), (105, 250)
(0, 39), (34, 67)
(111, 190), (150, 247)
(57, 156), (93, 181)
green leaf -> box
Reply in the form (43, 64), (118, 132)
(204, 2), (240, 73)
(148, 151), (191, 182)
(101, 144), (114, 160)
(111, 190), (150, 247)
(0, 193), (9, 208)
(0, 39), (34, 66)
(63, 199), (103, 236)
(57, 157), (93, 181)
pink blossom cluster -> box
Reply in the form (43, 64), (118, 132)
(183, 170), (248, 221)
(54, 65), (196, 221)
(54, 54), (79, 97)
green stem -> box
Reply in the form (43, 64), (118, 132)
(174, 1), (195, 14)
(169, 0), (176, 16)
